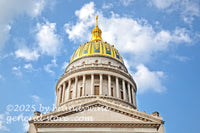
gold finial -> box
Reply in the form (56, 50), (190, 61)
(91, 16), (102, 41)
(96, 16), (98, 26)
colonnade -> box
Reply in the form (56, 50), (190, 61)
(56, 74), (136, 107)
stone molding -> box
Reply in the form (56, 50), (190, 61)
(34, 121), (160, 129)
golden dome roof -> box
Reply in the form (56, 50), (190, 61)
(70, 16), (123, 63)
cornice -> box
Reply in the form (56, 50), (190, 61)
(34, 121), (160, 129)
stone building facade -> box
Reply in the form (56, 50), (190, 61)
(29, 16), (165, 133)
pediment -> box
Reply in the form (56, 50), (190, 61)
(56, 106), (144, 122)
(37, 99), (163, 124)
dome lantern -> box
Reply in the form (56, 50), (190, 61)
(91, 16), (102, 41)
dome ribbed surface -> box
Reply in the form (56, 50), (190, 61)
(70, 41), (123, 63)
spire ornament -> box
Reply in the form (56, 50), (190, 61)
(91, 16), (102, 41)
(96, 16), (98, 26)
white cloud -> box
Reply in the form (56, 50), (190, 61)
(181, 0), (200, 24)
(12, 66), (22, 76)
(36, 22), (62, 56)
(150, 0), (200, 24)
(62, 61), (69, 70)
(0, 74), (4, 80)
(150, 0), (177, 9)
(102, 3), (113, 9)
(24, 63), (34, 72)
(75, 2), (95, 21)
(64, 2), (96, 42)
(24, 63), (33, 69)
(0, 25), (11, 49)
(15, 21), (62, 61)
(133, 64), (166, 93)
(15, 48), (40, 61)
(0, 0), (46, 49)
(31, 95), (40, 102)
(120, 0), (135, 6)
(101, 17), (191, 63)
(0, 114), (9, 131)
(173, 55), (190, 62)
(44, 58), (57, 74)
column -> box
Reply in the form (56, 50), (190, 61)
(59, 86), (62, 104)
(77, 78), (80, 98)
(131, 86), (135, 106)
(56, 88), (59, 106)
(108, 75), (111, 96)
(73, 77), (78, 98)
(128, 83), (131, 103)
(100, 74), (103, 95)
(116, 77), (120, 98)
(134, 87), (137, 108)
(67, 79), (71, 100)
(91, 74), (94, 95)
(122, 80), (127, 101)
(62, 82), (66, 103)
(82, 75), (86, 96)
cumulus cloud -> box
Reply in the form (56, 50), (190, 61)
(133, 64), (166, 93)
(15, 48), (40, 61)
(36, 22), (62, 56)
(150, 0), (177, 9)
(150, 0), (200, 24)
(0, 74), (4, 80)
(44, 58), (57, 74)
(0, 25), (11, 49)
(64, 2), (96, 42)
(12, 66), (22, 76)
(102, 3), (113, 9)
(120, 0), (135, 6)
(173, 55), (190, 62)
(24, 63), (37, 72)
(31, 95), (40, 102)
(24, 63), (33, 70)
(15, 21), (62, 61)
(0, 114), (9, 131)
(102, 18), (191, 63)
(0, 0), (46, 49)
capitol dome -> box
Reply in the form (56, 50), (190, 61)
(56, 16), (137, 109)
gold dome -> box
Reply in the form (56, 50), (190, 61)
(70, 41), (123, 63)
(70, 16), (123, 63)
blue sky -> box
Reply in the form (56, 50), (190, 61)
(0, 0), (200, 132)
